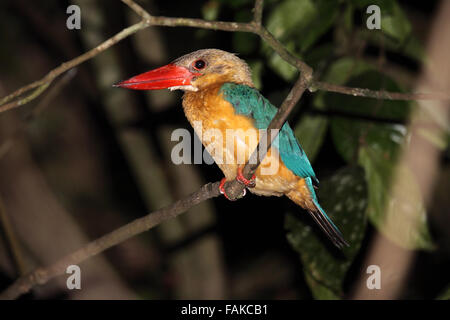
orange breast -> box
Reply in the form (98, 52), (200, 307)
(182, 84), (302, 197)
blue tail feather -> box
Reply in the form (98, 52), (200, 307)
(305, 178), (349, 248)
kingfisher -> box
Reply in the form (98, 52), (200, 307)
(114, 49), (348, 248)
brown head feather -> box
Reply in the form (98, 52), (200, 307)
(172, 49), (254, 90)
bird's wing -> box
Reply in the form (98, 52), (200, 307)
(220, 83), (317, 180)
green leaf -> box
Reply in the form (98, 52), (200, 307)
(294, 115), (328, 163)
(381, 3), (411, 43)
(297, 2), (339, 52)
(201, 0), (221, 21)
(285, 166), (368, 299)
(232, 32), (258, 55)
(266, 41), (298, 81)
(315, 60), (392, 164)
(266, 0), (317, 40)
(359, 28), (425, 62)
(401, 36), (426, 62)
(351, 0), (411, 39)
(350, 0), (395, 10)
(437, 284), (450, 300)
(263, 0), (339, 79)
(249, 60), (264, 90)
(305, 273), (340, 300)
(320, 60), (433, 249)
(326, 69), (411, 163)
(312, 58), (374, 109)
(343, 3), (354, 32)
(217, 0), (253, 8)
(266, 0), (338, 51)
(320, 58), (374, 84)
(303, 43), (334, 71)
(359, 148), (435, 250)
(327, 70), (411, 119)
(331, 119), (406, 163)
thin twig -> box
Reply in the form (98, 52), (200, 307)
(253, 0), (264, 25)
(0, 0), (447, 300)
(121, 0), (152, 20)
(312, 81), (450, 101)
(0, 20), (148, 110)
(1, 0), (446, 114)
(0, 69), (77, 161)
(0, 66), (309, 299)
(0, 182), (221, 299)
(0, 83), (50, 114)
(257, 27), (312, 77)
(225, 75), (310, 199)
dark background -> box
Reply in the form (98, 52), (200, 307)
(0, 0), (448, 299)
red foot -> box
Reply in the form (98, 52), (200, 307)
(219, 178), (231, 200)
(219, 177), (246, 201)
(236, 167), (256, 188)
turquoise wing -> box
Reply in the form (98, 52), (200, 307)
(220, 83), (317, 181)
(220, 83), (348, 248)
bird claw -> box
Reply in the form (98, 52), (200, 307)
(219, 168), (255, 200)
(219, 177), (246, 201)
(236, 167), (256, 188)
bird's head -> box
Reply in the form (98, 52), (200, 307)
(114, 49), (253, 92)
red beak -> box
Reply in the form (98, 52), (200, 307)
(114, 64), (199, 90)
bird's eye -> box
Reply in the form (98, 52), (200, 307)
(193, 59), (206, 70)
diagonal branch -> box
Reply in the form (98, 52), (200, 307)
(121, 0), (151, 20)
(225, 76), (310, 199)
(0, 0), (448, 300)
(0, 71), (309, 300)
(0, 182), (220, 299)
(0, 0), (447, 300)
(0, 20), (148, 112)
(0, 83), (50, 114)
(1, 0), (447, 114)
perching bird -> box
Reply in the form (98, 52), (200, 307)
(114, 49), (348, 248)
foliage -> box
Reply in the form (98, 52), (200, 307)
(1, 0), (446, 301)
(286, 166), (368, 299)
(437, 284), (450, 300)
(206, 0), (440, 298)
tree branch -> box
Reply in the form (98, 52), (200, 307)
(1, 0), (447, 114)
(223, 75), (310, 200)
(0, 83), (50, 114)
(0, 69), (77, 162)
(121, 0), (152, 20)
(0, 182), (220, 299)
(0, 69), (309, 299)
(253, 0), (264, 25)
(0, 0), (447, 300)
(311, 81), (449, 101)
(0, 20), (148, 112)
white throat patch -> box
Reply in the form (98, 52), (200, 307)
(168, 85), (198, 92)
